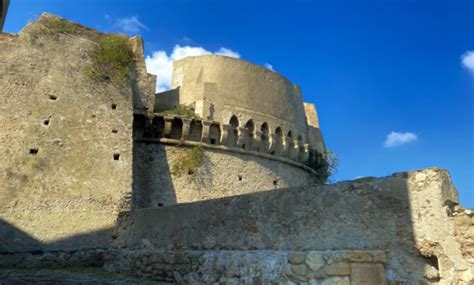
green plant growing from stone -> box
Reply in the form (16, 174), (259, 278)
(85, 34), (135, 86)
(171, 146), (205, 176)
(306, 149), (339, 184)
(160, 104), (200, 119)
(27, 16), (82, 41)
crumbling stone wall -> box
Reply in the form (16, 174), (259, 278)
(0, 13), (154, 251)
(104, 249), (388, 284)
(117, 168), (472, 284)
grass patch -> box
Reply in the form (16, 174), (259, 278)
(84, 34), (135, 86)
(171, 146), (205, 176)
(27, 16), (82, 41)
(305, 149), (338, 184)
(160, 104), (200, 119)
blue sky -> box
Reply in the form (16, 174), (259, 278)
(4, 0), (473, 207)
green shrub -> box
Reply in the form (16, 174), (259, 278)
(85, 34), (135, 86)
(305, 149), (338, 184)
(160, 104), (200, 119)
(171, 146), (205, 176)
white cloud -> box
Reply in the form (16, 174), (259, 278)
(384, 131), (418, 148)
(105, 15), (148, 34)
(145, 45), (240, 92)
(461, 50), (474, 73)
(215, 48), (240, 58)
(264, 63), (275, 71)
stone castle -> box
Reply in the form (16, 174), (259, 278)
(0, 13), (472, 284)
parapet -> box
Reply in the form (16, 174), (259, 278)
(155, 55), (325, 155)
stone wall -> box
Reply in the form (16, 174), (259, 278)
(104, 249), (388, 284)
(170, 55), (315, 145)
(132, 143), (316, 206)
(0, 13), (154, 251)
(118, 168), (472, 284)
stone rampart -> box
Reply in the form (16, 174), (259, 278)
(117, 168), (472, 284)
(0, 13), (154, 251)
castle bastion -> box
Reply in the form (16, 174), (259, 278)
(133, 55), (327, 207)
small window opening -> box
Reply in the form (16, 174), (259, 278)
(43, 119), (50, 126)
(29, 148), (39, 155)
(210, 138), (216, 145)
(111, 103), (117, 110)
(91, 114), (96, 118)
(113, 153), (120, 160)
(270, 151), (275, 155)
(48, 95), (57, 101)
(188, 169), (194, 175)
(238, 175), (242, 181)
(157, 203), (164, 207)
(242, 144), (245, 149)
(112, 129), (118, 133)
(273, 180), (278, 186)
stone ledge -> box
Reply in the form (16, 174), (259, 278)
(135, 137), (319, 175)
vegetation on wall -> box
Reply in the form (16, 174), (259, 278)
(27, 16), (83, 40)
(305, 149), (339, 184)
(171, 146), (205, 177)
(160, 104), (200, 119)
(85, 34), (135, 86)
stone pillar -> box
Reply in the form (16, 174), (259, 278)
(290, 140), (300, 161)
(201, 120), (212, 144)
(253, 131), (262, 152)
(181, 118), (192, 140)
(220, 124), (232, 147)
(268, 134), (277, 154)
(300, 144), (310, 163)
(163, 116), (174, 138)
(282, 136), (291, 158)
(236, 127), (249, 149)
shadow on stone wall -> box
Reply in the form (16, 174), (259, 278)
(2, 168), (467, 283)
(132, 114), (177, 208)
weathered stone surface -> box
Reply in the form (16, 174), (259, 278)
(324, 262), (350, 276)
(350, 263), (387, 285)
(306, 251), (325, 272)
(320, 277), (350, 285)
(0, 13), (154, 251)
(288, 252), (306, 264)
(291, 264), (308, 276)
(133, 144), (316, 207)
(118, 168), (471, 284)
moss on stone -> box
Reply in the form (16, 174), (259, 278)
(85, 34), (135, 86)
(171, 146), (205, 177)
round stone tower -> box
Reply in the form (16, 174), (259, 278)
(133, 55), (325, 207)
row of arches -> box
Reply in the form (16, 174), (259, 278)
(141, 115), (310, 163)
(227, 115), (304, 155)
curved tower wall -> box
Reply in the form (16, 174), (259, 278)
(172, 55), (311, 143)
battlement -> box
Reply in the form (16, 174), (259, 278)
(155, 55), (325, 154)
(134, 114), (317, 173)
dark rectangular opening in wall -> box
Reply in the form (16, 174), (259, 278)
(48, 95), (57, 101)
(43, 119), (50, 126)
(113, 153), (120, 160)
(112, 129), (118, 133)
(29, 148), (39, 155)
(111, 103), (117, 110)
(210, 138), (216, 144)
